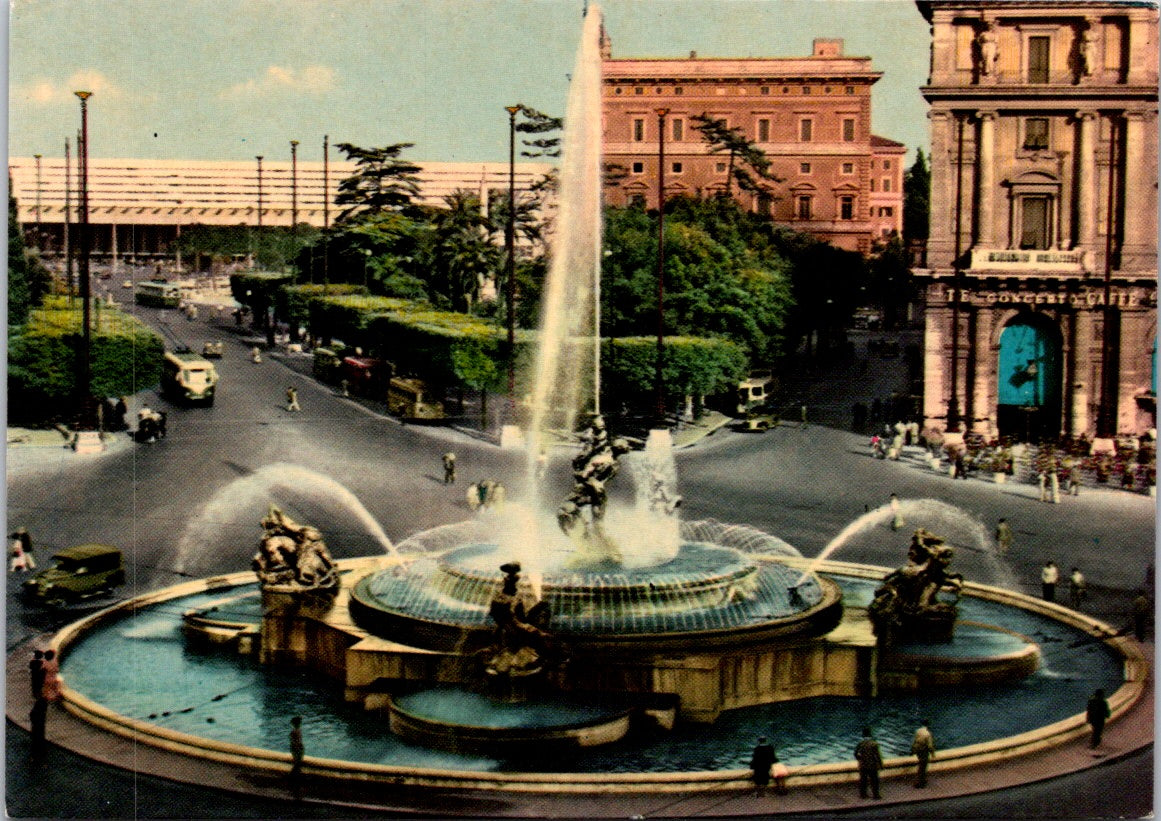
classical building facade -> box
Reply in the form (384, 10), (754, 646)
(915, 0), (1158, 439)
(8, 157), (552, 261)
(601, 36), (905, 254)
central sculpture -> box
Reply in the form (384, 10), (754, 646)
(867, 529), (964, 644)
(556, 414), (633, 567)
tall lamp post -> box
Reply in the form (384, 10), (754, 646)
(75, 91), (94, 428)
(505, 105), (521, 415)
(654, 107), (670, 425)
(323, 134), (330, 292)
(290, 140), (299, 234)
(33, 153), (42, 250)
(64, 138), (73, 299)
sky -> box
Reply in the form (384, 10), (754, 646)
(8, 0), (932, 165)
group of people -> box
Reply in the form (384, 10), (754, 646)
(869, 420), (922, 461)
(1040, 561), (1089, 609)
(27, 648), (62, 760)
(136, 404), (168, 443)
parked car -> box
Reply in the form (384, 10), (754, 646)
(22, 544), (125, 605)
(201, 341), (224, 358)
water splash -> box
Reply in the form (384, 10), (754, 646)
(173, 462), (395, 576)
(800, 498), (1018, 590)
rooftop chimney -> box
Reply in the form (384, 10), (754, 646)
(689, 50), (697, 59)
(812, 38), (844, 57)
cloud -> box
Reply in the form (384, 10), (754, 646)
(18, 70), (123, 105)
(219, 64), (337, 99)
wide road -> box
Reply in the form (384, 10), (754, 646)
(6, 300), (1155, 817)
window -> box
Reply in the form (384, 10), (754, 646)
(883, 160), (891, 170)
(635, 86), (644, 95)
(842, 118), (856, 142)
(845, 85), (855, 95)
(633, 119), (645, 142)
(796, 195), (813, 219)
(840, 196), (855, 220)
(1028, 36), (1050, 83)
(630, 194), (647, 208)
(760, 86), (770, 95)
(671, 162), (683, 174)
(802, 86), (812, 95)
(871, 178), (877, 192)
(757, 118), (770, 142)
(674, 87), (684, 96)
(631, 161), (644, 174)
(841, 162), (854, 174)
(1020, 196), (1051, 249)
(1023, 117), (1050, 150)
(800, 162), (812, 174)
(799, 118), (813, 142)
(825, 86), (832, 94)
(614, 88), (623, 95)
(882, 177), (892, 192)
(715, 162), (727, 174)
(672, 118), (684, 141)
(782, 86), (790, 94)
(882, 206), (894, 217)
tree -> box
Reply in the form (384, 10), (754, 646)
(421, 191), (500, 313)
(691, 114), (783, 200)
(903, 148), (930, 244)
(8, 182), (51, 327)
(514, 105), (563, 159)
(333, 143), (422, 222)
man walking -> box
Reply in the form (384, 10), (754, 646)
(11, 528), (35, 570)
(1132, 592), (1152, 642)
(854, 727), (883, 800)
(288, 715), (305, 799)
(1041, 561), (1059, 602)
(910, 719), (936, 788)
(1067, 462), (1082, 496)
(442, 452), (457, 485)
(889, 494), (903, 531)
(995, 518), (1013, 554)
(1069, 567), (1087, 609)
(748, 736), (776, 796)
(1086, 689), (1111, 749)
(285, 386), (301, 412)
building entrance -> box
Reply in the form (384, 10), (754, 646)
(996, 316), (1062, 441)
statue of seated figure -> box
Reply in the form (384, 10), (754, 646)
(252, 505), (339, 592)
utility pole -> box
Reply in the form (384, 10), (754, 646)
(505, 105), (520, 417)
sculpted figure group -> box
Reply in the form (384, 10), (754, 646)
(868, 529), (964, 645)
(252, 505), (338, 591)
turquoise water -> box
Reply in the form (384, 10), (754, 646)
(60, 576), (1123, 773)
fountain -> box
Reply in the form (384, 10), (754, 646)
(37, 4), (1145, 802)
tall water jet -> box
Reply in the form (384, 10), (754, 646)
(523, 4), (605, 479)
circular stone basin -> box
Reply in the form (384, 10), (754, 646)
(350, 542), (842, 651)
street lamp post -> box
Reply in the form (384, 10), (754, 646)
(33, 153), (42, 250)
(654, 107), (670, 425)
(64, 138), (73, 299)
(290, 140), (299, 234)
(505, 105), (521, 415)
(75, 91), (95, 428)
(323, 134), (330, 292)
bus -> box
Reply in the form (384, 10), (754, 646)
(162, 351), (219, 405)
(387, 377), (444, 421)
(136, 281), (182, 308)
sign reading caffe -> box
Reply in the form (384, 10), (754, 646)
(945, 287), (1157, 308)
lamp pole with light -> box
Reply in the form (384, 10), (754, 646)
(75, 90), (94, 426)
(64, 138), (73, 298)
(654, 107), (670, 425)
(33, 153), (42, 250)
(505, 105), (521, 413)
(323, 134), (330, 292)
(290, 140), (299, 234)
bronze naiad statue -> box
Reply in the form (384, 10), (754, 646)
(868, 529), (964, 644)
(483, 562), (558, 696)
(556, 414), (632, 566)
(252, 505), (339, 592)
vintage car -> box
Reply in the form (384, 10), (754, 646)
(22, 544), (126, 605)
(201, 341), (224, 358)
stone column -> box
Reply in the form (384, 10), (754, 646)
(1072, 310), (1094, 435)
(1121, 112), (1151, 263)
(1075, 111), (1098, 251)
(975, 111), (996, 248)
(971, 307), (995, 435)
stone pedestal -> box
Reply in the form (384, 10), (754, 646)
(73, 431), (104, 454)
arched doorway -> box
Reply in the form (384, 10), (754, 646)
(996, 315), (1063, 441)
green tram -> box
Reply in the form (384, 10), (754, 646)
(162, 351), (219, 405)
(135, 281), (182, 308)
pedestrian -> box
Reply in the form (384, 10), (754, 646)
(1086, 688), (1111, 748)
(289, 715), (305, 799)
(854, 727), (883, 799)
(40, 650), (61, 702)
(9, 538), (29, 572)
(442, 452), (457, 484)
(889, 493), (903, 531)
(911, 719), (936, 787)
(1050, 469), (1061, 503)
(29, 650), (45, 700)
(1041, 561), (1059, 602)
(466, 482), (481, 511)
(748, 736), (776, 796)
(1067, 462), (1082, 496)
(995, 518), (1013, 554)
(1131, 592), (1152, 642)
(1069, 567), (1087, 609)
(10, 527), (35, 571)
(955, 452), (967, 479)
(156, 411), (168, 439)
(285, 386), (301, 412)
(800, 404), (808, 430)
(340, 378), (350, 398)
(29, 697), (48, 762)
